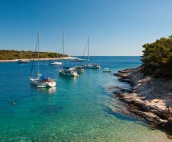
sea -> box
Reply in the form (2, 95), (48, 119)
(0, 56), (171, 142)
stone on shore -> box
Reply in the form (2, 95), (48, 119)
(113, 66), (172, 132)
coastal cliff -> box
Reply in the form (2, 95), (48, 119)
(113, 67), (172, 132)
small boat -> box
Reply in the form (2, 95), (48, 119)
(82, 64), (100, 69)
(58, 67), (78, 77)
(75, 66), (84, 73)
(29, 30), (56, 88)
(18, 59), (30, 63)
(70, 58), (86, 62)
(103, 68), (111, 72)
(50, 60), (62, 65)
(17, 51), (30, 63)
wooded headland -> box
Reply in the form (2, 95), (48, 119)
(0, 50), (67, 60)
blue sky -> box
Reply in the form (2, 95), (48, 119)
(0, 0), (172, 56)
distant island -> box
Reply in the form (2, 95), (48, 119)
(0, 50), (68, 60)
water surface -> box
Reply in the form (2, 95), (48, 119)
(0, 56), (171, 142)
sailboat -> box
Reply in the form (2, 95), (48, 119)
(58, 32), (78, 77)
(17, 51), (30, 63)
(82, 37), (100, 69)
(29, 30), (56, 87)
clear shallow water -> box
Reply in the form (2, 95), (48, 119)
(0, 56), (171, 142)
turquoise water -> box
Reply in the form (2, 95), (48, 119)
(0, 56), (171, 142)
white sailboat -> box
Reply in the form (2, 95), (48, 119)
(82, 37), (100, 69)
(29, 30), (56, 87)
(17, 51), (30, 63)
(58, 32), (79, 77)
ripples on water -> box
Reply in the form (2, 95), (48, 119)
(0, 56), (171, 142)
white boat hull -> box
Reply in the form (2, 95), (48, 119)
(70, 59), (86, 62)
(50, 62), (62, 65)
(83, 64), (100, 69)
(18, 60), (30, 63)
(103, 68), (111, 72)
(58, 68), (78, 77)
(103, 70), (111, 72)
(30, 78), (56, 87)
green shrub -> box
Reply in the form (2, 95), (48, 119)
(142, 36), (172, 77)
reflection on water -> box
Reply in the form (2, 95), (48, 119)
(38, 87), (56, 95)
(48, 87), (56, 94)
(36, 87), (57, 95)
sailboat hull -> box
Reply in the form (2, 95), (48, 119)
(58, 68), (78, 77)
(50, 61), (62, 65)
(30, 78), (56, 88)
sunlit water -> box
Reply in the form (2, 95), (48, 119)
(0, 56), (171, 142)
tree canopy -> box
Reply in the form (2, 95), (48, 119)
(141, 36), (172, 77)
(0, 50), (67, 60)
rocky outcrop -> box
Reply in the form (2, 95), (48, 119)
(113, 67), (172, 132)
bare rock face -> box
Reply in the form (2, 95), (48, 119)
(113, 66), (172, 132)
(165, 119), (172, 130)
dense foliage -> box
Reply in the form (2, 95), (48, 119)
(0, 50), (67, 60)
(141, 36), (172, 77)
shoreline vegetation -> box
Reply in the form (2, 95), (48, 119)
(0, 57), (76, 63)
(0, 49), (77, 62)
(0, 49), (68, 61)
(112, 35), (172, 133)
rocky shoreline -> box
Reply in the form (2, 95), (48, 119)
(113, 67), (172, 132)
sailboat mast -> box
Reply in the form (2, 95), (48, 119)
(63, 31), (64, 60)
(38, 30), (40, 76)
(87, 37), (89, 64)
